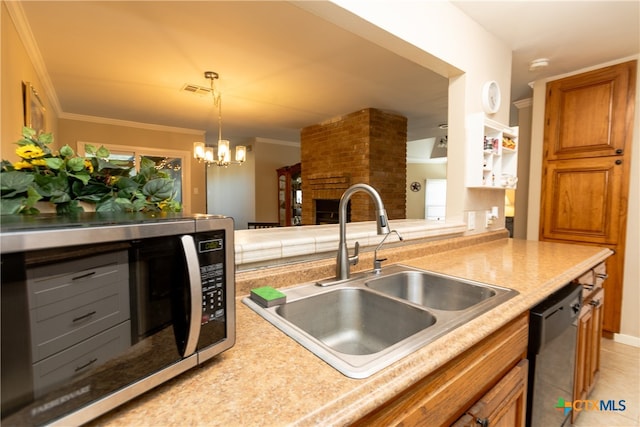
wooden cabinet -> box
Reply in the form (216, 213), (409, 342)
(573, 263), (606, 423)
(466, 114), (519, 189)
(353, 313), (529, 426)
(453, 359), (528, 427)
(543, 61), (635, 161)
(277, 163), (302, 226)
(540, 156), (625, 245)
(539, 60), (636, 334)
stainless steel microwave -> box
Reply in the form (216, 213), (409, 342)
(0, 213), (236, 426)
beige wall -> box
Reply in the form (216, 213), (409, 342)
(58, 118), (206, 214)
(1, 1), (58, 158)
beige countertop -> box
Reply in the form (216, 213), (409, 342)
(93, 238), (611, 427)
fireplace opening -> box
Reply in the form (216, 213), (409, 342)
(315, 199), (350, 225)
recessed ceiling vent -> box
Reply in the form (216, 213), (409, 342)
(181, 83), (213, 96)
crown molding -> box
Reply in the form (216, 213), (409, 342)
(60, 112), (205, 135)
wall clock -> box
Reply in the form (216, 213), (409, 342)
(410, 181), (421, 192)
(481, 80), (501, 114)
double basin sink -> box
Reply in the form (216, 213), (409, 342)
(243, 264), (518, 378)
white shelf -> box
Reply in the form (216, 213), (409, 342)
(466, 113), (519, 189)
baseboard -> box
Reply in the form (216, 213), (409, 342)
(613, 333), (640, 348)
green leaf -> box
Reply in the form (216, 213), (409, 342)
(45, 157), (65, 170)
(97, 157), (130, 172)
(60, 145), (75, 158)
(25, 186), (43, 206)
(142, 178), (174, 202)
(22, 127), (37, 139)
(38, 132), (54, 145)
(0, 198), (25, 214)
(96, 198), (125, 213)
(34, 173), (68, 198)
(67, 157), (86, 172)
(69, 170), (91, 185)
(84, 144), (97, 155)
(96, 146), (111, 158)
(0, 171), (35, 194)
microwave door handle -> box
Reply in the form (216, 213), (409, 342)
(180, 235), (202, 357)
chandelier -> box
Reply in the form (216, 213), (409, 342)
(194, 71), (246, 167)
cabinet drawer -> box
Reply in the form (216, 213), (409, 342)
(30, 280), (130, 362)
(27, 250), (129, 308)
(33, 321), (131, 398)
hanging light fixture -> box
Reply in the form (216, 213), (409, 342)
(193, 71), (246, 167)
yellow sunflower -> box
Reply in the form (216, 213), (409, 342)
(31, 159), (47, 167)
(84, 159), (94, 173)
(13, 161), (34, 170)
(16, 145), (44, 159)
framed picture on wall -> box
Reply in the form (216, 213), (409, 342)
(22, 81), (46, 133)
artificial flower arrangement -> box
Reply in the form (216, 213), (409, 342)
(0, 127), (182, 215)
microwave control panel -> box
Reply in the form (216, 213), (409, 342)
(197, 232), (227, 326)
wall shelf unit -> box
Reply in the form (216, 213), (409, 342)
(466, 113), (518, 189)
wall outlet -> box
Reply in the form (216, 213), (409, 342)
(467, 212), (476, 230)
(485, 211), (494, 228)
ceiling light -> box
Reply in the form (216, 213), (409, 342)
(194, 71), (246, 167)
(529, 58), (550, 72)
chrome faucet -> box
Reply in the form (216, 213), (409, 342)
(336, 183), (390, 280)
(373, 230), (403, 273)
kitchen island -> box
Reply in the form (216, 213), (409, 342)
(91, 236), (610, 426)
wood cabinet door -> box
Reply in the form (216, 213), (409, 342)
(544, 60), (636, 160)
(573, 287), (605, 424)
(455, 359), (529, 427)
(540, 156), (626, 244)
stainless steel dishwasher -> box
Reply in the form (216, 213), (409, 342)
(526, 282), (582, 427)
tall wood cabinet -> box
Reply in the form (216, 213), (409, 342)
(539, 60), (636, 334)
(277, 163), (302, 226)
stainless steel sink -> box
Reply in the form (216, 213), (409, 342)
(365, 271), (498, 310)
(243, 264), (517, 378)
(276, 288), (436, 355)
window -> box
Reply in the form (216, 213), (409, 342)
(79, 142), (191, 212)
(425, 179), (446, 221)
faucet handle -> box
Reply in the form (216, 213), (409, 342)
(349, 241), (360, 266)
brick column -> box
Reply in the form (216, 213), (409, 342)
(300, 108), (406, 225)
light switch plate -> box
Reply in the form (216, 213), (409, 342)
(468, 212), (476, 230)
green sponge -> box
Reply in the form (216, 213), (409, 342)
(250, 286), (287, 307)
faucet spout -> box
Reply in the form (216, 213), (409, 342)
(336, 183), (390, 281)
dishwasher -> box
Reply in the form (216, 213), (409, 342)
(526, 282), (582, 427)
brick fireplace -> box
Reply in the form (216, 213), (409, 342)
(300, 108), (407, 225)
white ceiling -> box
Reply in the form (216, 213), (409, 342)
(14, 1), (640, 146)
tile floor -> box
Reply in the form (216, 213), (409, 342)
(573, 338), (640, 426)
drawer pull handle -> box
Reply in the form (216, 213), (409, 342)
(72, 311), (97, 323)
(72, 271), (96, 281)
(589, 299), (602, 308)
(75, 358), (98, 372)
(596, 273), (608, 280)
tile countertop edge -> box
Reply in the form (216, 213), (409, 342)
(234, 219), (466, 266)
(291, 241), (613, 426)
